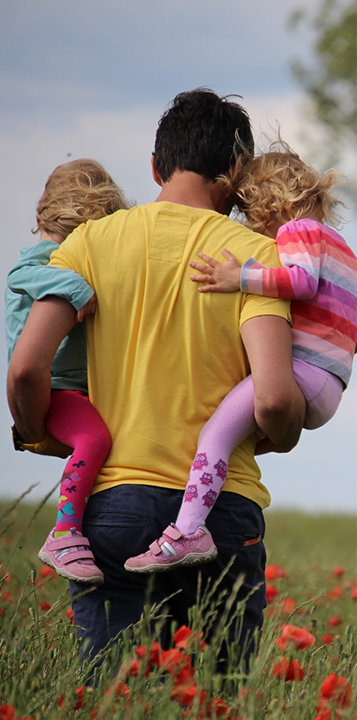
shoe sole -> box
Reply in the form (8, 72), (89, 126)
(38, 550), (104, 585)
(124, 546), (218, 573)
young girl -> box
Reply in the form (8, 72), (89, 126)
(125, 143), (357, 573)
(6, 158), (128, 583)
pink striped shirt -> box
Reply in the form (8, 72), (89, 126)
(240, 218), (357, 386)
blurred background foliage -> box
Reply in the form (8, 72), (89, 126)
(289, 0), (356, 200)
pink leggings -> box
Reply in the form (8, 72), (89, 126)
(46, 390), (111, 534)
(175, 359), (343, 534)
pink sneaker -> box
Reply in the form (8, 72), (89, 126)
(38, 528), (104, 584)
(124, 524), (217, 573)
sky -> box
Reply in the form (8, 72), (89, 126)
(0, 0), (356, 514)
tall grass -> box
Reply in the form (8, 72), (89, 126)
(1, 497), (356, 719)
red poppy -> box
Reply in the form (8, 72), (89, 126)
(148, 641), (161, 665)
(352, 587), (357, 601)
(333, 567), (345, 577)
(173, 625), (192, 646)
(128, 659), (141, 677)
(265, 564), (286, 580)
(171, 682), (198, 706)
(272, 657), (305, 681)
(135, 643), (147, 659)
(266, 584), (278, 603)
(66, 607), (74, 621)
(74, 686), (85, 710)
(320, 634), (334, 645)
(204, 697), (231, 717)
(173, 624), (206, 651)
(281, 597), (297, 615)
(160, 647), (191, 676)
(0, 706), (15, 720)
(115, 681), (131, 700)
(0, 608), (6, 619)
(319, 673), (352, 709)
(314, 708), (333, 720)
(327, 615), (342, 628)
(171, 682), (207, 707)
(326, 586), (342, 600)
(40, 602), (51, 611)
(40, 566), (56, 579)
(275, 623), (315, 650)
(135, 640), (162, 666)
(175, 666), (196, 686)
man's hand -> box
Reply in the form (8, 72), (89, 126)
(76, 292), (97, 322)
(36, 437), (73, 458)
(255, 438), (296, 455)
(26, 434), (73, 458)
(189, 249), (242, 292)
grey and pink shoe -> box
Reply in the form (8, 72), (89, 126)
(124, 524), (217, 573)
(38, 528), (104, 584)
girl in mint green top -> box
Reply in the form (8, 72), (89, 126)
(5, 158), (128, 584)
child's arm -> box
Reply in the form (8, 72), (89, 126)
(8, 262), (95, 321)
(240, 256), (319, 299)
(189, 249), (242, 292)
(190, 223), (322, 300)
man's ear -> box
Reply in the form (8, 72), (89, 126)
(151, 154), (163, 186)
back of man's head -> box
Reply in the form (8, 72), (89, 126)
(154, 88), (254, 183)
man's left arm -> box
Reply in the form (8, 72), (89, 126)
(241, 314), (306, 452)
(7, 297), (76, 455)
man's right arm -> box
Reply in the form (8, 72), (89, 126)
(7, 297), (76, 456)
(241, 315), (305, 451)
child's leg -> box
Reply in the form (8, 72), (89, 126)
(46, 390), (111, 534)
(124, 376), (256, 573)
(175, 375), (256, 534)
(292, 359), (343, 430)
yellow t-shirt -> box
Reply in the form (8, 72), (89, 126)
(49, 202), (291, 509)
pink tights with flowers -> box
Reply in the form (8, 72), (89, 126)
(46, 390), (111, 535)
(175, 376), (256, 535)
(175, 360), (343, 536)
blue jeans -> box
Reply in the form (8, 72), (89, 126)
(70, 485), (266, 670)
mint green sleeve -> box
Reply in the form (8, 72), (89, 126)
(7, 258), (94, 311)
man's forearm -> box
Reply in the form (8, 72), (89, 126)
(7, 296), (76, 443)
(241, 314), (306, 454)
(7, 365), (51, 442)
(254, 383), (305, 452)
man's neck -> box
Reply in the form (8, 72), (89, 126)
(155, 171), (232, 216)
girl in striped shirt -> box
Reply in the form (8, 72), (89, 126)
(125, 143), (357, 573)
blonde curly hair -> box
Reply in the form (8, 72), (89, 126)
(224, 140), (343, 234)
(34, 158), (129, 240)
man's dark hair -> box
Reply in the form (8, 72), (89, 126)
(154, 88), (254, 183)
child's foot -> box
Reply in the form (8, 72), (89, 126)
(124, 524), (217, 573)
(38, 528), (104, 584)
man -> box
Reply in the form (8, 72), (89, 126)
(7, 89), (305, 670)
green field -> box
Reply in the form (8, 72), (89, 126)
(1, 499), (356, 719)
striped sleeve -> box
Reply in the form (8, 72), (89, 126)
(240, 221), (323, 299)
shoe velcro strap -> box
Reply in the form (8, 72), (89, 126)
(149, 540), (162, 555)
(162, 525), (182, 541)
(61, 548), (95, 565)
(48, 534), (91, 551)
